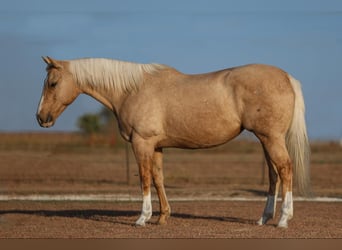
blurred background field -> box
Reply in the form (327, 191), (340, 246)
(0, 132), (341, 199)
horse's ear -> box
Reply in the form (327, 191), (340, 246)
(42, 56), (51, 65)
(42, 56), (62, 69)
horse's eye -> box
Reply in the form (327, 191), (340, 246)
(50, 82), (57, 88)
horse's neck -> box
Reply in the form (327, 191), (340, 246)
(80, 82), (127, 115)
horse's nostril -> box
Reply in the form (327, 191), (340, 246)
(46, 114), (53, 123)
(36, 114), (43, 124)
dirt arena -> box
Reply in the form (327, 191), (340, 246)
(0, 133), (341, 238)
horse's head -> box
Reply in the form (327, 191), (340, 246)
(36, 56), (81, 128)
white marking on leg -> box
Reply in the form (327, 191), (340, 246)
(135, 192), (152, 226)
(278, 191), (293, 228)
(257, 195), (276, 225)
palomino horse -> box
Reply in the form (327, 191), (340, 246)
(37, 57), (310, 228)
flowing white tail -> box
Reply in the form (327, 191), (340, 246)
(286, 75), (311, 196)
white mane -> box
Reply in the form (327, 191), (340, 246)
(68, 58), (165, 93)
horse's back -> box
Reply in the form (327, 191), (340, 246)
(227, 64), (290, 88)
(163, 63), (296, 141)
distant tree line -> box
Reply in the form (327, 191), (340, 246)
(77, 107), (124, 146)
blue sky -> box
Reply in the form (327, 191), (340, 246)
(0, 0), (341, 140)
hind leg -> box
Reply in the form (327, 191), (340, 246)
(152, 148), (171, 225)
(258, 135), (293, 228)
(257, 146), (281, 225)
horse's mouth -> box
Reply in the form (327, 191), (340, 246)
(39, 121), (55, 128)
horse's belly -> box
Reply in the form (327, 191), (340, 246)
(161, 115), (241, 149)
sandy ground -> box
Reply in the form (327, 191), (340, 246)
(0, 201), (341, 238)
(0, 138), (341, 238)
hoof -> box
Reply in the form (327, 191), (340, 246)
(256, 218), (264, 226)
(277, 224), (288, 229)
(157, 218), (168, 225)
(135, 216), (149, 227)
(157, 212), (170, 225)
(135, 221), (146, 227)
(277, 214), (291, 228)
(277, 221), (288, 228)
(257, 215), (272, 226)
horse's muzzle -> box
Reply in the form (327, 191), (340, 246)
(36, 113), (54, 128)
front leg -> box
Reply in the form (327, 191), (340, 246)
(135, 191), (152, 226)
(132, 134), (154, 226)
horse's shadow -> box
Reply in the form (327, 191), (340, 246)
(171, 212), (257, 225)
(0, 209), (259, 226)
(0, 209), (138, 226)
